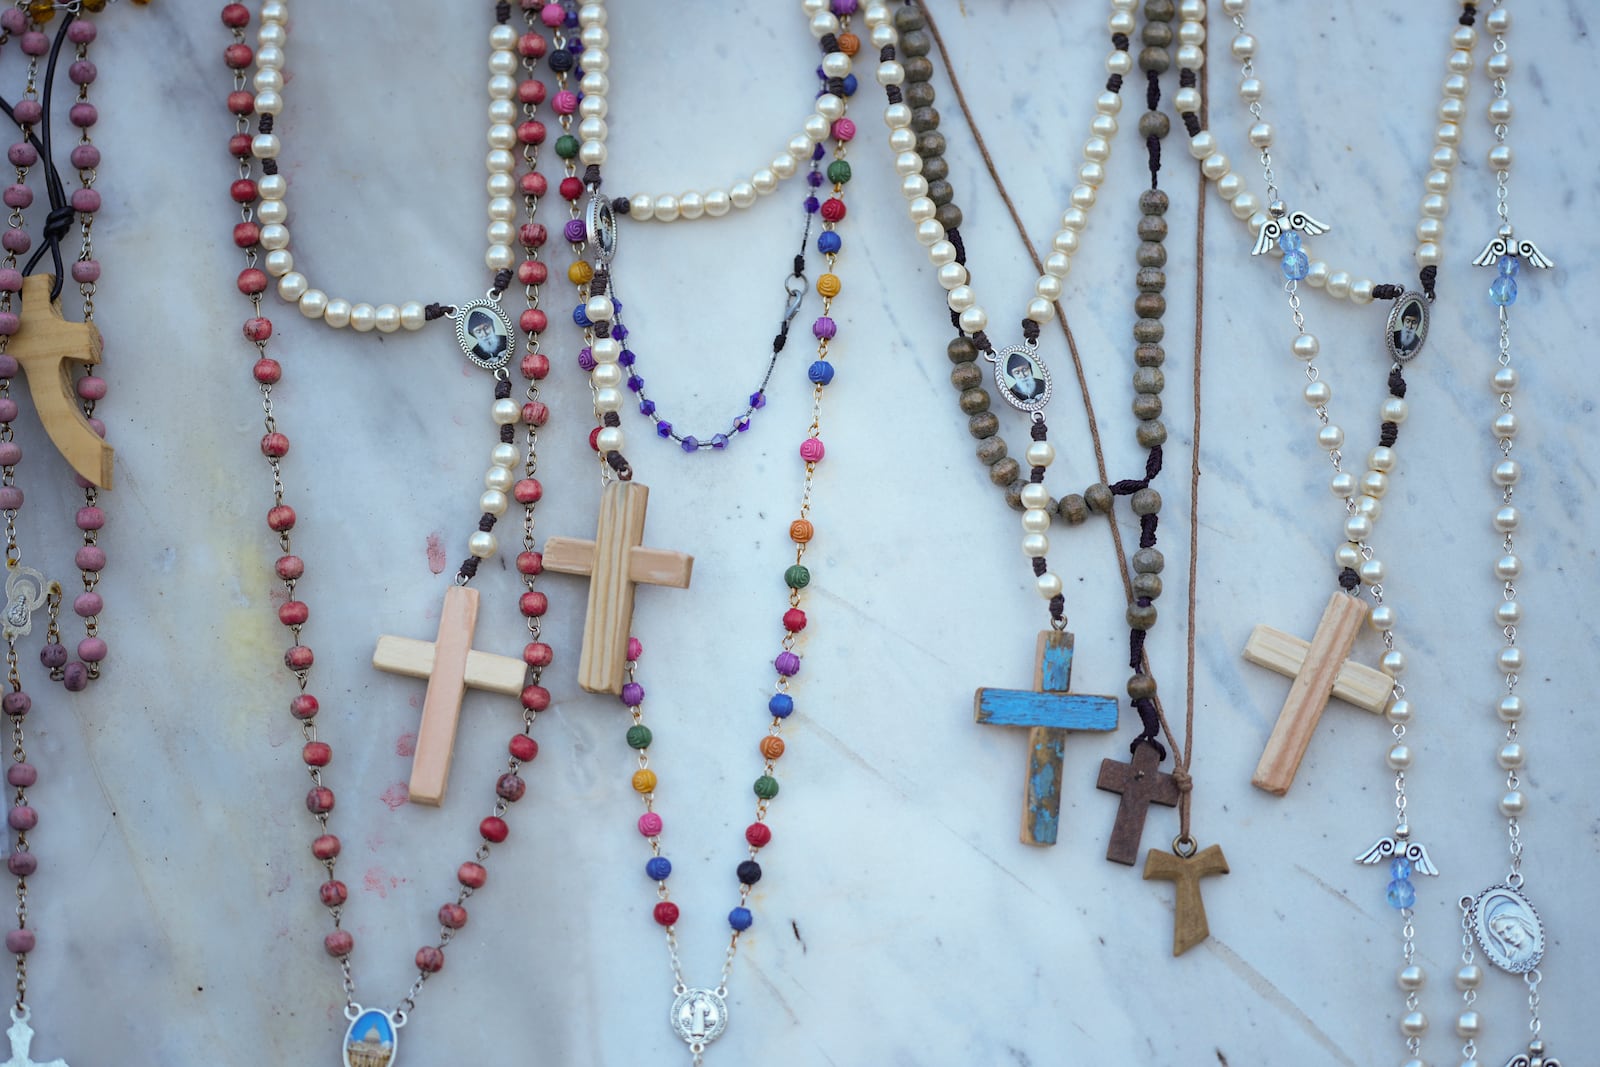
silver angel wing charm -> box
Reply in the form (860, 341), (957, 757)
(1516, 239), (1554, 269)
(1287, 210), (1330, 238)
(1251, 209), (1330, 255)
(1354, 835), (1439, 876)
(1250, 215), (1283, 256)
(1502, 1041), (1561, 1067)
(1472, 234), (1515, 267)
(1473, 234), (1554, 270)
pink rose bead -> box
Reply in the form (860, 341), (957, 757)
(637, 812), (663, 837)
(799, 438), (825, 462)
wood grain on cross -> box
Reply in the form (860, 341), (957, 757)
(542, 481), (693, 695)
(1244, 590), (1394, 795)
(1097, 740), (1180, 866)
(9, 274), (112, 488)
(372, 585), (526, 806)
(1143, 842), (1229, 956)
(974, 630), (1118, 847)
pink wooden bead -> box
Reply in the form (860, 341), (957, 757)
(88, 417), (105, 438)
(6, 854), (34, 877)
(518, 79), (545, 106)
(302, 742), (331, 767)
(4, 930), (33, 955)
(324, 931), (353, 957)
(75, 545), (106, 571)
(0, 399), (17, 423)
(62, 663), (87, 691)
(266, 504), (295, 531)
(70, 188), (100, 213)
(509, 734), (538, 762)
(539, 3), (564, 27)
(275, 554), (304, 580)
(305, 787), (334, 814)
(72, 592), (102, 618)
(70, 259), (100, 284)
(6, 142), (35, 168)
(0, 313), (17, 337)
(68, 103), (97, 129)
(66, 19), (95, 44)
(0, 487), (22, 510)
(6, 763), (35, 787)
(290, 694), (319, 720)
(68, 59), (96, 85)
(0, 269), (20, 292)
(253, 358), (281, 384)
(261, 432), (290, 458)
(0, 442), (19, 466)
(8, 806), (37, 831)
(457, 862), (487, 889)
(521, 401), (549, 426)
(515, 550), (541, 576)
(0, 10), (22, 34)
(2, 186), (31, 209)
(521, 351), (550, 379)
(495, 773), (526, 802)
(1, 230), (31, 254)
(519, 590), (547, 617)
(522, 641), (552, 667)
(18, 33), (47, 57)
(76, 506), (105, 530)
(517, 33), (546, 57)
(415, 946), (445, 973)
(519, 684), (549, 712)
(513, 476), (542, 503)
(76, 638), (106, 663)
(438, 903), (468, 929)
(69, 144), (99, 170)
(312, 834), (340, 860)
(479, 816), (508, 843)
(243, 316), (272, 341)
(637, 812), (663, 837)
(1, 692), (27, 717)
(285, 645), (314, 670)
(318, 880), (347, 906)
(278, 600), (309, 626)
(76, 374), (106, 400)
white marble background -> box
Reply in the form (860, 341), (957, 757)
(2, 0), (1593, 1064)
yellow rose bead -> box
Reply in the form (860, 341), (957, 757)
(567, 260), (594, 285)
(816, 273), (841, 298)
(631, 769), (657, 794)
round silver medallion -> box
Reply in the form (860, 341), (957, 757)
(454, 298), (515, 370)
(669, 988), (728, 1047)
(1383, 291), (1429, 363)
(1467, 883), (1544, 973)
(585, 194), (618, 265)
(989, 343), (1051, 414)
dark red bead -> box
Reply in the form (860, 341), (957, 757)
(285, 645), (313, 670)
(516, 259), (548, 286)
(267, 504), (296, 531)
(237, 268), (268, 294)
(515, 550), (542, 576)
(513, 475), (543, 502)
(306, 787), (335, 814)
(224, 43), (253, 68)
(479, 816), (508, 843)
(302, 741), (331, 767)
(588, 426), (603, 451)
(821, 198), (846, 222)
(227, 90), (255, 116)
(220, 4), (250, 28)
(508, 735), (538, 762)
(518, 308), (547, 333)
(783, 608), (807, 632)
(520, 172), (548, 198)
(415, 946), (445, 973)
(274, 555), (303, 580)
(519, 223), (547, 248)
(517, 79), (545, 105)
(519, 591), (547, 617)
(559, 176), (584, 200)
(518, 120), (546, 145)
(652, 902), (679, 927)
(519, 685), (549, 712)
(517, 34), (546, 58)
(457, 862), (487, 889)
(496, 773), (526, 802)
(521, 642), (552, 668)
(229, 178), (258, 204)
(311, 834), (340, 860)
(318, 879), (347, 907)
(290, 694), (319, 720)
(521, 351), (550, 380)
(438, 903), (468, 929)
(262, 432), (291, 459)
(243, 315), (272, 340)
(233, 222), (261, 248)
(278, 599), (308, 625)
(745, 822), (772, 847)
(253, 358), (282, 384)
(324, 930), (353, 957)
(227, 132), (254, 158)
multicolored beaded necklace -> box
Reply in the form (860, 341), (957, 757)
(225, 3), (559, 1063)
(545, 1), (855, 1060)
(0, 1), (130, 1061)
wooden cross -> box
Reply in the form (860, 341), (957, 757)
(1244, 590), (1395, 795)
(973, 630), (1118, 847)
(2, 1010), (68, 1067)
(542, 481), (693, 695)
(371, 585), (527, 806)
(8, 275), (113, 488)
(1143, 842), (1229, 956)
(1097, 740), (1180, 866)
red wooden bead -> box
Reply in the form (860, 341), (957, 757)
(290, 694), (319, 720)
(479, 816), (509, 843)
(415, 946), (445, 973)
(262, 432), (290, 459)
(519, 222), (547, 248)
(513, 476), (543, 503)
(243, 315), (272, 340)
(227, 90), (255, 116)
(519, 684), (549, 712)
(516, 259), (548, 286)
(588, 426), (603, 451)
(278, 599), (308, 625)
(508, 735), (538, 762)
(233, 222), (261, 248)
(318, 880), (347, 907)
(517, 79), (545, 105)
(519, 172), (548, 198)
(652, 902), (680, 927)
(220, 4), (250, 28)
(519, 591), (547, 617)
(227, 132), (254, 158)
(457, 862), (487, 889)
(301, 741), (331, 767)
(520, 351), (550, 380)
(496, 773), (526, 802)
(306, 787), (335, 814)
(521, 642), (552, 667)
(253, 357), (282, 384)
(229, 178), (258, 204)
(312, 834), (340, 860)
(237, 268), (268, 294)
(324, 930), (353, 957)
(267, 504), (296, 531)
(515, 550), (543, 576)
(284, 645), (314, 670)
(517, 120), (546, 145)
(517, 34), (546, 58)
(745, 822), (772, 847)
(439, 903), (468, 929)
(559, 176), (584, 201)
(518, 308), (547, 333)
(783, 608), (807, 632)
(224, 43), (253, 68)
(520, 401), (549, 427)
(275, 554), (303, 580)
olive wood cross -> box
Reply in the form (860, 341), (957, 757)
(9, 274), (112, 488)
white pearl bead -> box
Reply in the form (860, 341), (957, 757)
(1360, 559), (1386, 585)
(260, 1), (287, 22)
(1106, 50), (1133, 76)
(1489, 98), (1513, 125)
(1447, 49), (1474, 74)
(1444, 73), (1469, 98)
(1486, 6), (1510, 31)
(1496, 600), (1522, 626)
(1083, 136), (1111, 162)
(1022, 533), (1049, 558)
(1317, 424), (1344, 451)
(1247, 122), (1273, 148)
(258, 223), (290, 251)
(487, 124), (518, 151)
(1344, 514), (1372, 541)
(1499, 790), (1525, 816)
(400, 302), (426, 331)
(1061, 207), (1088, 231)
(349, 304), (377, 332)
(1019, 483), (1050, 510)
(492, 399), (521, 425)
(1036, 572), (1063, 599)
(678, 192), (704, 220)
(486, 149), (516, 174)
(1381, 397), (1409, 424)
(1025, 441), (1055, 468)
(888, 127), (917, 154)
(908, 196), (937, 223)
(1303, 381), (1330, 406)
(1095, 91), (1122, 115)
(1305, 260), (1329, 287)
(1492, 459), (1520, 486)
(1326, 271), (1351, 298)
(1231, 33), (1255, 59)
(1497, 742), (1525, 770)
(929, 241), (957, 265)
(255, 45), (285, 71)
(1431, 145), (1459, 170)
(591, 338), (621, 363)
(822, 52), (851, 78)
(251, 134), (280, 160)
(1026, 298), (1055, 323)
(1231, 192), (1258, 220)
(1174, 88), (1200, 114)
(257, 199), (288, 225)
(1495, 553), (1522, 580)
(468, 531), (497, 559)
(1368, 603), (1395, 632)
(323, 299), (352, 329)
(652, 192), (683, 219)
(958, 306), (988, 333)
(1035, 275), (1063, 302)
(1399, 1010), (1428, 1037)
(1175, 44), (1203, 70)
(1488, 144), (1513, 171)
(915, 219), (946, 246)
(487, 103), (517, 131)
(810, 11), (840, 36)
(1360, 471), (1389, 499)
(629, 194), (655, 219)
(1497, 646), (1523, 673)
(1497, 695), (1524, 722)
(487, 74), (516, 100)
(1380, 649), (1404, 677)
(254, 69), (283, 95)
(578, 141), (607, 166)
(1200, 153), (1230, 181)
(1350, 279), (1375, 305)
(876, 61), (905, 85)
(374, 304), (401, 333)
(484, 466), (515, 493)
(590, 364), (623, 391)
(1385, 698), (1412, 725)
(486, 220), (516, 247)
(580, 25), (607, 49)
(946, 285), (976, 313)
(1439, 96), (1464, 122)
(1090, 114), (1117, 139)
(730, 182), (757, 209)
(480, 489), (509, 517)
(580, 71), (608, 97)
(1292, 334), (1319, 360)
(1386, 743), (1413, 770)
(593, 387), (623, 413)
(1069, 185), (1097, 209)
(490, 443), (519, 469)
(1178, 0), (1205, 19)
(937, 263), (968, 291)
(1330, 471), (1356, 498)
(486, 172), (516, 200)
(1188, 131), (1216, 160)
(1108, 10), (1135, 34)
(894, 151), (923, 177)
(298, 289), (328, 319)
(255, 89), (283, 116)
(1354, 494), (1382, 521)
(901, 175), (928, 201)
(1044, 250), (1075, 277)
(1456, 1011), (1482, 1038)
(1487, 52), (1512, 77)
(1366, 446), (1395, 472)
(1397, 964), (1427, 991)
(1079, 161), (1106, 187)
(1335, 543), (1361, 570)
(704, 190), (731, 217)
(1455, 964), (1483, 989)
(1022, 509), (1051, 534)
(884, 103), (912, 129)
(815, 94), (844, 122)
(576, 117), (607, 145)
(1416, 217), (1442, 244)
(488, 49), (518, 77)
(1493, 505), (1520, 532)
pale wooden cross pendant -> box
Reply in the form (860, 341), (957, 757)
(372, 585), (526, 806)
(1244, 589), (1395, 795)
(542, 481), (693, 695)
(1096, 739), (1180, 866)
(3, 1009), (67, 1067)
(8, 275), (113, 488)
(1143, 842), (1229, 956)
(974, 630), (1118, 847)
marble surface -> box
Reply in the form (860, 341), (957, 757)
(3, 1), (1593, 1064)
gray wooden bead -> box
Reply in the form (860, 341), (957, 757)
(916, 131), (946, 158)
(1134, 293), (1167, 319)
(950, 362), (984, 390)
(1132, 547), (1165, 574)
(1085, 482), (1114, 514)
(902, 56), (935, 84)
(958, 387), (991, 415)
(968, 411), (999, 439)
(1135, 343), (1165, 367)
(910, 107), (941, 132)
(892, 5), (925, 31)
(1136, 420), (1168, 448)
(1138, 47), (1170, 73)
(904, 82), (936, 109)
(1136, 267), (1166, 293)
(935, 203), (963, 231)
(1133, 572), (1163, 600)
(920, 156), (949, 182)
(976, 437), (1008, 466)
(1127, 603), (1158, 630)
(989, 457), (1021, 487)
(1142, 21), (1173, 46)
(1127, 673), (1158, 700)
(1133, 318), (1165, 344)
(1140, 189), (1170, 215)
(1131, 487), (1162, 515)
(1137, 215), (1168, 242)
(1058, 493), (1089, 525)
(1137, 242), (1167, 268)
(1132, 393), (1163, 421)
(1133, 367), (1165, 394)
(1146, 0), (1175, 21)
(948, 336), (978, 364)
(1004, 483), (1026, 511)
(899, 30), (932, 57)
(927, 179), (954, 207)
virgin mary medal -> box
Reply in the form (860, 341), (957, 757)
(1466, 883), (1544, 974)
(454, 297), (515, 370)
(343, 1006), (399, 1067)
(988, 342), (1051, 414)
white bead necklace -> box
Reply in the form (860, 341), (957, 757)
(247, 1), (519, 331)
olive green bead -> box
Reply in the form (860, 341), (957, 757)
(899, 29), (932, 57)
(958, 387), (991, 415)
(1137, 242), (1167, 268)
(784, 564), (810, 589)
(892, 5), (925, 31)
(989, 458), (1021, 487)
(1127, 673), (1158, 700)
(1058, 494), (1089, 525)
(1137, 215), (1168, 243)
(926, 179), (954, 207)
(976, 437), (1008, 466)
(904, 81), (937, 109)
(1132, 547), (1165, 574)
(934, 203), (963, 231)
(950, 362), (984, 390)
(1133, 318), (1165, 344)
(1142, 20), (1173, 46)
(1134, 293), (1167, 319)
(1135, 343), (1165, 367)
(968, 411), (999, 439)
(1146, 0), (1175, 21)
(1085, 482), (1114, 514)
(554, 134), (579, 160)
(920, 156), (950, 182)
(1138, 46), (1170, 73)
(1136, 267), (1166, 293)
(902, 56), (935, 84)
(1131, 487), (1162, 515)
(1003, 483), (1026, 511)
(916, 131), (946, 158)
(1127, 602), (1158, 630)
(948, 336), (978, 364)
(753, 775), (780, 800)
(1132, 572), (1163, 600)
(1136, 420), (1168, 448)
(626, 725), (653, 750)
(1140, 189), (1170, 216)
(826, 160), (852, 184)
(910, 107), (941, 133)
(1133, 367), (1165, 394)
(1132, 393), (1163, 421)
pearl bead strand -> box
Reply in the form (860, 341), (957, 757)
(865, 0), (1136, 332)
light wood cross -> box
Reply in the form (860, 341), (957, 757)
(1244, 590), (1395, 795)
(9, 274), (112, 488)
(1144, 842), (1229, 956)
(542, 481), (693, 694)
(974, 630), (1118, 847)
(1096, 740), (1180, 866)
(372, 585), (526, 806)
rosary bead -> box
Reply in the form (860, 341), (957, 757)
(1499, 790), (1526, 816)
(968, 411), (999, 440)
(1497, 742), (1525, 770)
(904, 82), (935, 109)
(439, 903), (468, 930)
(415, 946), (446, 974)
(988, 458), (1021, 488)
(653, 902), (679, 927)
(324, 931), (354, 958)
(1127, 603), (1158, 630)
(1135, 342), (1164, 367)
(38, 644), (65, 670)
(1136, 215), (1168, 243)
(950, 363), (984, 392)
(934, 203), (963, 232)
(290, 694), (319, 721)
(480, 816), (509, 843)
(311, 834), (340, 861)
(1134, 293), (1166, 320)
(305, 787), (335, 815)
(1132, 573), (1162, 600)
(1132, 394), (1162, 421)
(1036, 572), (1063, 599)
(6, 855), (32, 877)
(1132, 547), (1164, 574)
(1130, 488), (1161, 516)
(1132, 368), (1165, 396)
(1058, 494), (1089, 525)
(1136, 242), (1166, 268)
(318, 879), (347, 907)
(1084, 483), (1114, 514)
(4, 931), (33, 957)
(1139, 47), (1170, 73)
(6, 806), (34, 831)
(457, 862), (488, 890)
(1020, 483), (1050, 511)
(1495, 601), (1522, 627)
(1136, 421), (1167, 448)
(957, 388), (990, 416)
(1132, 319), (1163, 344)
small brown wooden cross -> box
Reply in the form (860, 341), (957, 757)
(372, 585), (527, 806)
(9, 274), (113, 488)
(1096, 740), (1180, 866)
(1244, 590), (1395, 795)
(1143, 842), (1229, 956)
(542, 481), (693, 695)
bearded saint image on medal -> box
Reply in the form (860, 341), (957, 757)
(995, 347), (1051, 413)
(1472, 886), (1544, 973)
(466, 308), (510, 365)
(1390, 298), (1424, 357)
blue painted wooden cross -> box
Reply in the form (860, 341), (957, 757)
(974, 630), (1118, 846)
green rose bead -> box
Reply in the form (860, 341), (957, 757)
(784, 564), (810, 589)
(554, 134), (579, 160)
(753, 775), (780, 799)
(826, 160), (852, 185)
(625, 725), (652, 750)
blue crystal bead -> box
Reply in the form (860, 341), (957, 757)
(611, 324), (629, 341)
(639, 399), (656, 416)
(711, 434), (729, 450)
(1499, 253), (1519, 276)
(1490, 273), (1518, 306)
(1281, 251), (1310, 280)
(735, 417), (750, 433)
(1386, 878), (1416, 909)
(680, 436), (699, 452)
(751, 392), (767, 409)
(1278, 231), (1303, 253)
(804, 196), (820, 214)
(769, 693), (795, 718)
(646, 856), (672, 881)
(811, 142), (826, 162)
(729, 907), (754, 931)
(1390, 856), (1412, 880)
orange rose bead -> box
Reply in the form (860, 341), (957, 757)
(789, 519), (814, 543)
(836, 32), (860, 56)
(759, 736), (786, 761)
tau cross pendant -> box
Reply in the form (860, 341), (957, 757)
(7, 275), (112, 488)
(974, 630), (1118, 846)
(1143, 841), (1228, 956)
(542, 481), (693, 694)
